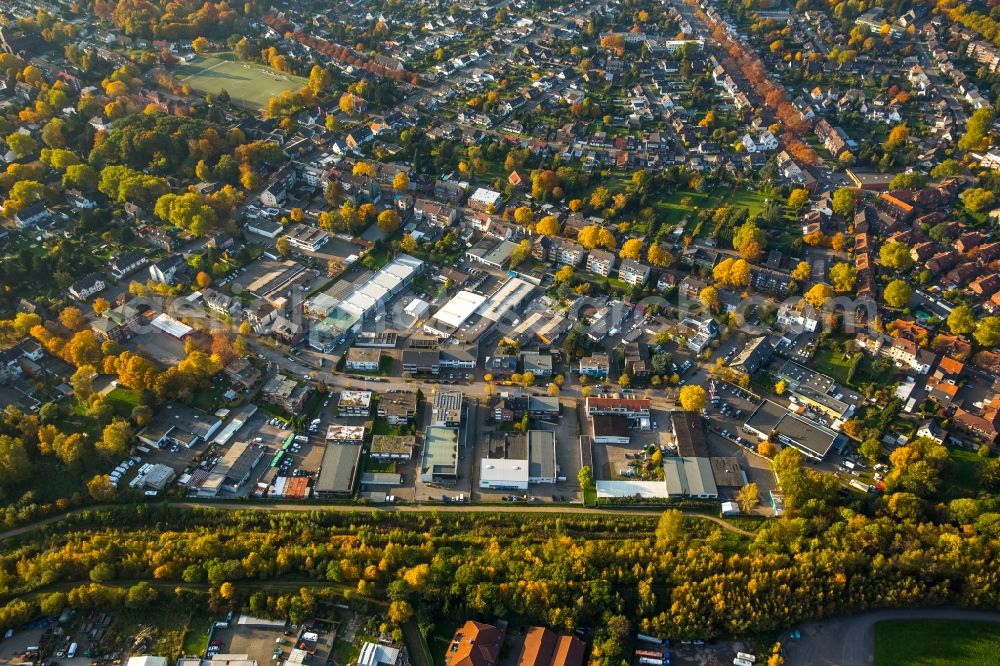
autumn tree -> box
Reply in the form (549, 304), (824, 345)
(678, 385), (707, 412)
(377, 209), (400, 235)
(883, 280), (911, 308)
(732, 220), (765, 261)
(804, 283), (833, 309)
(790, 261), (810, 281)
(736, 482), (759, 513)
(619, 238), (644, 260)
(698, 286), (719, 311)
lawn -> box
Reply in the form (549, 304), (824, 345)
(812, 347), (861, 385)
(949, 448), (983, 498)
(656, 188), (771, 226)
(106, 386), (141, 417)
(874, 619), (1000, 666)
(180, 608), (214, 657)
(175, 53), (307, 109)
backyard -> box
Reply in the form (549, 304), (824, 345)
(175, 53), (307, 109)
(874, 619), (1000, 666)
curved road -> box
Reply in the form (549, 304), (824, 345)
(783, 608), (1000, 666)
(0, 502), (755, 541)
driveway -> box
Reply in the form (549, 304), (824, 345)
(783, 608), (1000, 666)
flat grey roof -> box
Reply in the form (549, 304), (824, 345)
(528, 430), (557, 480)
(316, 443), (363, 494)
(709, 456), (743, 487)
(773, 413), (837, 460)
(777, 359), (835, 394)
(663, 456), (718, 497)
(744, 399), (787, 435)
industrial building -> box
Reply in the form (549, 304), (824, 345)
(662, 457), (719, 498)
(309, 254), (424, 351)
(424, 291), (487, 338)
(421, 426), (460, 483)
(743, 400), (838, 460)
(423, 277), (536, 343)
(138, 403), (222, 449)
(479, 430), (557, 489)
(315, 443), (363, 498)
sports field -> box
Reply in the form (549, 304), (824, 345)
(175, 54), (306, 109)
(874, 619), (1000, 666)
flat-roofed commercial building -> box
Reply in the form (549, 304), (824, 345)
(402, 349), (440, 374)
(424, 291), (487, 338)
(591, 414), (630, 444)
(346, 347), (382, 371)
(528, 430), (557, 483)
(421, 426), (460, 483)
(370, 435), (416, 460)
(479, 458), (530, 490)
(586, 397), (651, 429)
(663, 456), (719, 498)
(378, 390), (418, 424)
(283, 223), (329, 252)
(771, 413), (838, 461)
(315, 443), (363, 498)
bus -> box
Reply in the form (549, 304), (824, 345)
(270, 450), (286, 468)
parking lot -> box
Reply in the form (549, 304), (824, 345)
(706, 380), (764, 445)
(209, 617), (334, 666)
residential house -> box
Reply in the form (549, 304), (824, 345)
(445, 622), (503, 666)
(149, 255), (186, 285)
(109, 250), (148, 279)
(579, 353), (609, 379)
(68, 273), (106, 300)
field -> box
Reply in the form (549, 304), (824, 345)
(874, 619), (1000, 666)
(175, 54), (306, 109)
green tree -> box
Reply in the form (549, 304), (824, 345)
(974, 317), (1000, 347)
(958, 107), (994, 151)
(883, 280), (912, 308)
(828, 262), (857, 293)
(879, 241), (914, 272)
(859, 438), (882, 465)
(948, 305), (975, 336)
(832, 187), (858, 217)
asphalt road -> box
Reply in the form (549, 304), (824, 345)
(783, 608), (1000, 666)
